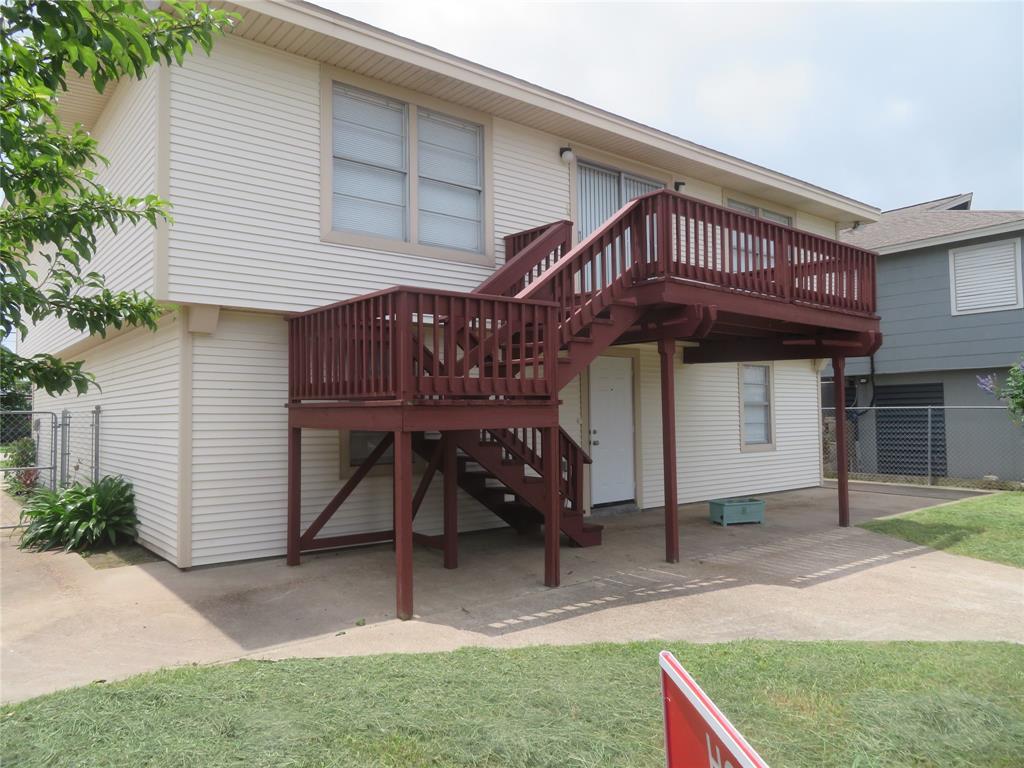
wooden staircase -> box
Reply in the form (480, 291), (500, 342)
(413, 428), (601, 547)
(288, 188), (881, 556)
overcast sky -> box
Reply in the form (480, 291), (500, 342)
(315, 1), (1023, 212)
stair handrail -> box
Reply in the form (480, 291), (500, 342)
(485, 425), (590, 512)
(475, 220), (573, 298)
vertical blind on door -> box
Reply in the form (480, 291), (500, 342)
(331, 84), (408, 239)
(577, 162), (662, 240)
(417, 110), (484, 252)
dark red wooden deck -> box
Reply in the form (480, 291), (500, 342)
(287, 189), (879, 619)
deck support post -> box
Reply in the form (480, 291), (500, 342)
(442, 432), (458, 569)
(286, 425), (301, 566)
(394, 430), (414, 619)
(658, 338), (679, 563)
(833, 357), (850, 527)
(543, 425), (560, 587)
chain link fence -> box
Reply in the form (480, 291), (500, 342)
(2, 407), (101, 498)
(823, 406), (1024, 491)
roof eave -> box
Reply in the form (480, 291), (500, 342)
(250, 0), (880, 223)
(874, 219), (1024, 254)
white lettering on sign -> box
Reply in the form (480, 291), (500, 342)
(707, 734), (738, 768)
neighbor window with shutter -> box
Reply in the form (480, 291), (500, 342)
(324, 76), (490, 261)
(740, 364), (774, 449)
(948, 238), (1023, 315)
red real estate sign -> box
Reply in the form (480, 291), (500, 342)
(660, 651), (769, 768)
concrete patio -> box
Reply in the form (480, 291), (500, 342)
(2, 483), (1022, 703)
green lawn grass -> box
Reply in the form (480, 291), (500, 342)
(860, 491), (1024, 568)
(3, 641), (1022, 767)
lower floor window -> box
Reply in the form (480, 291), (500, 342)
(741, 364), (773, 447)
(348, 430), (394, 467)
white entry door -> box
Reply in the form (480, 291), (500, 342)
(589, 356), (636, 505)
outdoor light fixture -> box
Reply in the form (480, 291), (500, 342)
(559, 146), (575, 163)
(674, 180), (687, 192)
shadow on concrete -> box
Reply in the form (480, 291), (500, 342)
(124, 484), (977, 649)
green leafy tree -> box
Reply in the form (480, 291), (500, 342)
(1, 0), (234, 396)
(978, 359), (1024, 425)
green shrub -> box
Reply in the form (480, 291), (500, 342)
(2, 436), (39, 496)
(18, 476), (137, 552)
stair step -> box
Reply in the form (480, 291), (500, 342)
(570, 335), (594, 344)
(612, 297), (638, 307)
(590, 317), (615, 326)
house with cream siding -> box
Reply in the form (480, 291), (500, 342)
(30, 1), (882, 617)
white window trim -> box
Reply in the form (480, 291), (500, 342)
(738, 362), (776, 452)
(948, 237), (1023, 316)
(320, 65), (494, 266)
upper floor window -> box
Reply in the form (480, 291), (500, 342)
(417, 110), (484, 252)
(325, 79), (487, 258)
(740, 363), (774, 449)
(331, 84), (408, 240)
(948, 238), (1023, 316)
(725, 199), (791, 271)
(726, 198), (793, 227)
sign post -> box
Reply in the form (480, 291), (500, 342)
(660, 651), (769, 768)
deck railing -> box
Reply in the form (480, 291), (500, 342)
(288, 287), (558, 402)
(519, 190), (877, 322)
(474, 220), (573, 299)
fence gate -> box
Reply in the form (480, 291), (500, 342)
(1, 407), (101, 505)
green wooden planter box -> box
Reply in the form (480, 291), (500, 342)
(709, 497), (765, 526)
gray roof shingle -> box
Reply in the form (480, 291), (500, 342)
(840, 193), (1024, 251)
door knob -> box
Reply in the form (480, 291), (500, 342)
(592, 440), (600, 446)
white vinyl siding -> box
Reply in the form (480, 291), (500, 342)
(21, 74), (158, 358)
(491, 118), (571, 263)
(189, 311), (500, 566)
(417, 110), (484, 252)
(632, 350), (820, 509)
(331, 84), (408, 239)
(32, 320), (181, 563)
(741, 364), (773, 446)
(948, 238), (1023, 315)
(166, 37), (493, 311)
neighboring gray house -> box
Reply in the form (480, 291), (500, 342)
(824, 193), (1024, 485)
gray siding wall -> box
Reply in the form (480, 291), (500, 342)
(835, 229), (1024, 378)
(832, 370), (1023, 484)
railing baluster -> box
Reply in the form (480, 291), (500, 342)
(289, 192), (876, 408)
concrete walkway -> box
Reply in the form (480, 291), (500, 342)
(2, 484), (1022, 703)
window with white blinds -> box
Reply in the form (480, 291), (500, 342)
(331, 84), (408, 239)
(726, 198), (792, 227)
(417, 110), (483, 252)
(948, 238), (1023, 315)
(328, 81), (487, 255)
(577, 162), (662, 240)
(740, 364), (774, 447)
